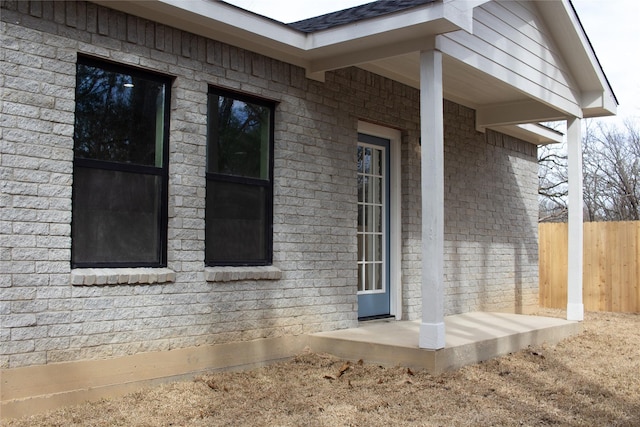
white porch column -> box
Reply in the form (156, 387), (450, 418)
(419, 49), (446, 349)
(566, 117), (584, 321)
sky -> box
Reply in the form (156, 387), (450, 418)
(226, 0), (640, 128)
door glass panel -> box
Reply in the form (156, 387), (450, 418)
(375, 234), (382, 260)
(373, 177), (382, 204)
(365, 263), (374, 291)
(363, 147), (371, 174)
(364, 176), (372, 204)
(365, 235), (375, 263)
(357, 141), (386, 294)
(373, 263), (382, 291)
(364, 206), (373, 232)
(374, 206), (382, 232)
(372, 148), (381, 175)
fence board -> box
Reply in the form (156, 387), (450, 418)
(539, 221), (640, 313)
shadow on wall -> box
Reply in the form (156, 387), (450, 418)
(443, 103), (539, 315)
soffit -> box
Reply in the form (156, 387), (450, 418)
(92, 0), (616, 139)
(361, 52), (530, 107)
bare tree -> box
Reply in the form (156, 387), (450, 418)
(538, 119), (640, 222)
(538, 122), (568, 222)
(583, 120), (640, 221)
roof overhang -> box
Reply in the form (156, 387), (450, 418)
(491, 123), (564, 146)
(93, 0), (616, 145)
(93, 0), (475, 79)
(535, 0), (618, 118)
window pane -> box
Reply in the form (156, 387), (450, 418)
(373, 262), (382, 290)
(365, 176), (381, 204)
(365, 206), (376, 233)
(365, 263), (374, 291)
(208, 93), (270, 179)
(373, 177), (382, 204)
(375, 233), (382, 261)
(374, 205), (382, 233)
(357, 146), (364, 173)
(365, 234), (375, 261)
(372, 148), (382, 175)
(72, 167), (161, 264)
(74, 62), (166, 167)
(206, 180), (268, 263)
(363, 147), (372, 174)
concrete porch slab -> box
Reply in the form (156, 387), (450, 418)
(307, 312), (581, 374)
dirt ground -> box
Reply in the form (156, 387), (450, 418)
(4, 309), (640, 427)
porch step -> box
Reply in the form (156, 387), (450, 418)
(308, 312), (581, 373)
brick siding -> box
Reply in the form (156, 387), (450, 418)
(1, 0), (538, 369)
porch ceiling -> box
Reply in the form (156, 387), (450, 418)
(362, 52), (521, 106)
(360, 53), (570, 144)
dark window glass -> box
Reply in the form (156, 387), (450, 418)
(206, 180), (267, 262)
(72, 57), (170, 268)
(72, 167), (161, 264)
(74, 62), (166, 167)
(205, 88), (274, 266)
(207, 93), (270, 179)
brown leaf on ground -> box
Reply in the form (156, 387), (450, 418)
(337, 361), (351, 377)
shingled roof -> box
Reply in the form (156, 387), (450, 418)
(287, 0), (437, 33)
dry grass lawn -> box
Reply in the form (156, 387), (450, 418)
(4, 310), (640, 426)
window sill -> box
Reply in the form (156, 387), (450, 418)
(205, 266), (282, 282)
(70, 268), (176, 286)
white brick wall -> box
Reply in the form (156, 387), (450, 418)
(1, 1), (539, 369)
(440, 103), (539, 317)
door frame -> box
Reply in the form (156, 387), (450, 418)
(357, 121), (402, 320)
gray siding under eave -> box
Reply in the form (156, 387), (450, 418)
(441, 0), (581, 114)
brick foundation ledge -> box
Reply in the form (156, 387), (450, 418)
(0, 335), (306, 420)
(70, 268), (176, 286)
(205, 266), (282, 282)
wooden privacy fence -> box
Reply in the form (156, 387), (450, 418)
(539, 221), (640, 313)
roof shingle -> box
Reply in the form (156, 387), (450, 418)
(287, 0), (437, 33)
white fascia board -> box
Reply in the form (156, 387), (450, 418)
(154, 0), (308, 49)
(308, 36), (437, 75)
(97, 0), (472, 79)
(304, 1), (477, 75)
(537, 0), (617, 115)
(92, 0), (311, 68)
(306, 1), (472, 51)
(581, 90), (618, 117)
(561, 0), (614, 94)
(442, 0), (491, 32)
(476, 100), (572, 132)
(491, 123), (564, 146)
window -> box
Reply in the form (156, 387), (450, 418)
(71, 57), (171, 268)
(206, 88), (274, 266)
